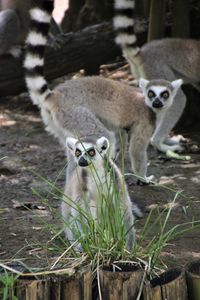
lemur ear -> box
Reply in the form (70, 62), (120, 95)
(96, 137), (110, 153)
(139, 78), (149, 91)
(66, 137), (78, 151)
(171, 79), (183, 95)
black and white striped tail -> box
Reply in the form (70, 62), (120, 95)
(24, 0), (54, 106)
(113, 0), (139, 56)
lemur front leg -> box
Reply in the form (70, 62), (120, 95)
(151, 86), (187, 153)
(129, 125), (154, 185)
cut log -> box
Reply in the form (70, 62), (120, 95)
(99, 264), (144, 300)
(0, 22), (120, 97)
(185, 260), (200, 300)
(143, 268), (188, 300)
(14, 269), (92, 300)
(15, 277), (50, 300)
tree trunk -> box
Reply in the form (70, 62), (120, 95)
(143, 0), (151, 18)
(171, 0), (190, 38)
(147, 0), (166, 41)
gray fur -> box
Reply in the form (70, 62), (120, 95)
(114, 0), (198, 152)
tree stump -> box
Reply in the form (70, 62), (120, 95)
(0, 269), (92, 300)
(15, 277), (50, 300)
(99, 263), (144, 300)
(143, 268), (188, 300)
(147, 0), (166, 41)
(186, 260), (200, 300)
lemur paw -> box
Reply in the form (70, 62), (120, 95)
(164, 135), (187, 146)
(166, 144), (184, 152)
(137, 175), (154, 186)
(151, 140), (185, 153)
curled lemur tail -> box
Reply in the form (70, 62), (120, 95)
(24, 0), (54, 107)
(113, 0), (139, 56)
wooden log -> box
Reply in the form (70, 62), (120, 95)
(0, 22), (120, 97)
(142, 281), (162, 300)
(13, 269), (92, 300)
(15, 277), (50, 300)
(185, 260), (200, 300)
(60, 270), (92, 300)
(143, 268), (188, 300)
(50, 276), (61, 300)
(99, 264), (144, 300)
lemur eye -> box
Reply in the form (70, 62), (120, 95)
(148, 90), (155, 98)
(161, 91), (169, 99)
(88, 149), (96, 157)
(75, 149), (81, 157)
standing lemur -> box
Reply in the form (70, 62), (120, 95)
(113, 0), (200, 153)
(24, 0), (182, 183)
(62, 136), (142, 251)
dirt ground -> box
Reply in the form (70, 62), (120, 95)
(0, 71), (200, 272)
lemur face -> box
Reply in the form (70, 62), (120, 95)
(146, 86), (172, 110)
(74, 143), (98, 167)
(139, 78), (183, 112)
(66, 137), (110, 168)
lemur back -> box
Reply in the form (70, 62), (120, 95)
(24, 0), (182, 184)
(113, 0), (200, 152)
(62, 136), (140, 251)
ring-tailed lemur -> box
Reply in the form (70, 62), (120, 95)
(113, 0), (200, 153)
(24, 0), (182, 183)
(62, 136), (142, 251)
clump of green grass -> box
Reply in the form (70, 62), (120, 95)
(28, 157), (200, 277)
(31, 157), (134, 266)
(3, 149), (200, 279)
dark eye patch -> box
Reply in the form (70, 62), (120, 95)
(75, 149), (82, 157)
(87, 148), (96, 157)
(148, 90), (156, 99)
(161, 91), (169, 99)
